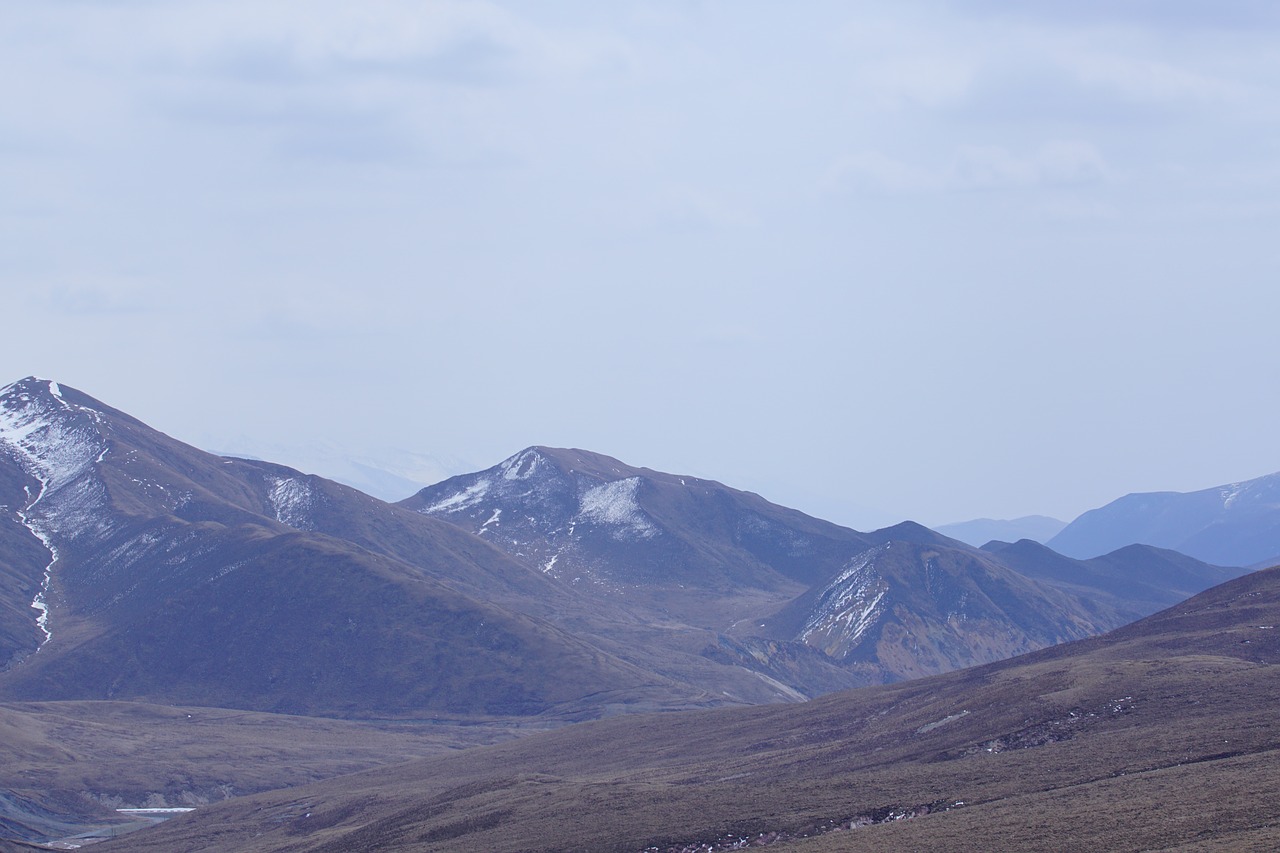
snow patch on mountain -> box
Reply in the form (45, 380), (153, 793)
(0, 378), (111, 650)
(800, 546), (890, 658)
(268, 476), (317, 530)
(0, 379), (106, 494)
(500, 448), (544, 481)
(422, 478), (492, 514)
(578, 477), (658, 539)
(478, 508), (502, 535)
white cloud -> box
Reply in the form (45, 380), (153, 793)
(854, 55), (976, 109)
(951, 141), (1109, 190)
(1069, 54), (1247, 107)
(827, 141), (1110, 194)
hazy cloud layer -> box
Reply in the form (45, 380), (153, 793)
(4, 1), (1279, 527)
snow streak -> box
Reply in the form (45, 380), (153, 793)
(0, 379), (109, 650)
(801, 546), (890, 656)
(268, 476), (317, 529)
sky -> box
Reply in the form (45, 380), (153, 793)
(3, 0), (1280, 529)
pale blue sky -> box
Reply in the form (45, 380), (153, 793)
(4, 1), (1279, 527)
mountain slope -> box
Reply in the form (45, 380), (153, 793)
(1048, 470), (1280, 565)
(402, 447), (874, 616)
(111, 564), (1280, 853)
(758, 538), (1116, 682)
(0, 378), (682, 717)
(1, 378), (1238, 723)
(982, 538), (1245, 621)
(405, 451), (1173, 687)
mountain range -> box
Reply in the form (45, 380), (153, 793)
(933, 515), (1066, 547)
(0, 376), (1262, 847)
(1048, 469), (1280, 567)
(0, 378), (1243, 721)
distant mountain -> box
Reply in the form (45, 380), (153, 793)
(1048, 471), (1280, 566)
(934, 515), (1066, 547)
(402, 446), (876, 620)
(118, 563), (1280, 853)
(982, 538), (1244, 621)
(204, 440), (467, 502)
(758, 536), (1112, 682)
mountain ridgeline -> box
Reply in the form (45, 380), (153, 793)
(0, 378), (1243, 723)
(1048, 471), (1280, 567)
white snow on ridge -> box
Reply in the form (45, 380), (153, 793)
(0, 379), (105, 494)
(268, 476), (317, 529)
(500, 448), (544, 481)
(577, 477), (658, 539)
(421, 478), (492, 514)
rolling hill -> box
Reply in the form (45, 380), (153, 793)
(108, 562), (1280, 852)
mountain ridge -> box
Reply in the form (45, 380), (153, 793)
(1048, 470), (1280, 566)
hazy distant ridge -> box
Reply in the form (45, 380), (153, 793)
(935, 515), (1066, 547)
(1048, 471), (1280, 566)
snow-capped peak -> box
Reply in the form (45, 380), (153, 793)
(500, 448), (546, 481)
(0, 378), (107, 494)
(0, 378), (110, 652)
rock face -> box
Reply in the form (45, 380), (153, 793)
(1048, 472), (1280, 566)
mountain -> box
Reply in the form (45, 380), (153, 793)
(1048, 470), (1280, 566)
(403, 449), (1205, 686)
(401, 446), (876, 623)
(982, 538), (1245, 621)
(205, 439), (468, 503)
(112, 562), (1280, 853)
(758, 536), (1115, 682)
(0, 378), (685, 717)
(0, 378), (1238, 726)
(934, 515), (1065, 547)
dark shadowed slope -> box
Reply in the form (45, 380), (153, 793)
(109, 560), (1280, 852)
